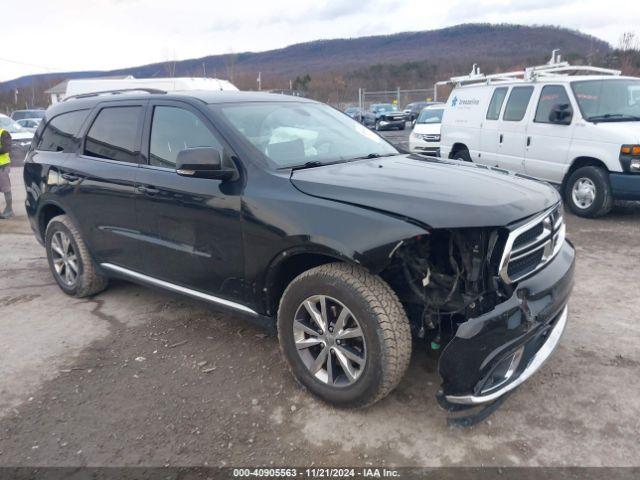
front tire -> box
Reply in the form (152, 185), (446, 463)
(45, 215), (108, 297)
(452, 149), (472, 162)
(277, 263), (412, 408)
(375, 120), (382, 131)
(564, 166), (613, 218)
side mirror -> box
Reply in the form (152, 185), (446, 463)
(549, 104), (572, 125)
(175, 147), (235, 180)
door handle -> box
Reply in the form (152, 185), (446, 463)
(526, 136), (531, 147)
(499, 134), (503, 144)
(136, 185), (160, 195)
(61, 172), (80, 182)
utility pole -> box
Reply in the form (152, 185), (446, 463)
(257, 72), (262, 91)
(202, 62), (207, 77)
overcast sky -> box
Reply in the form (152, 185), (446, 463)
(2, 0), (639, 82)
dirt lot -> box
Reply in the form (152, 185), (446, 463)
(1, 134), (639, 467)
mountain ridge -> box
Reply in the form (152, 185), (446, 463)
(1, 23), (610, 93)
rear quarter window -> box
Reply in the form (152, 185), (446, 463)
(37, 110), (90, 153)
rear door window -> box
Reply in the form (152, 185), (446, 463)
(37, 110), (90, 152)
(84, 106), (143, 163)
(486, 87), (508, 120)
(534, 85), (572, 124)
(503, 87), (534, 122)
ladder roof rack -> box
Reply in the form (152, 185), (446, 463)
(436, 49), (621, 88)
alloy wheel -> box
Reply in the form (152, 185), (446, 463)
(50, 231), (79, 287)
(572, 177), (596, 209)
(293, 295), (366, 387)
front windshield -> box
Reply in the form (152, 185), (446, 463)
(572, 79), (640, 122)
(217, 102), (399, 168)
(417, 108), (444, 124)
(372, 104), (397, 113)
(0, 116), (26, 134)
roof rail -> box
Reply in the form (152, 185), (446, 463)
(64, 88), (167, 101)
(435, 49), (621, 89)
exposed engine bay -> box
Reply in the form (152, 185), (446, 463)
(382, 229), (511, 348)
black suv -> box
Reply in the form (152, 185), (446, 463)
(24, 91), (574, 418)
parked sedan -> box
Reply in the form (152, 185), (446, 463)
(362, 103), (406, 131)
(0, 114), (35, 165)
(343, 106), (363, 122)
(16, 118), (42, 132)
(10, 109), (46, 121)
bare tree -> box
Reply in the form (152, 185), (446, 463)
(224, 50), (238, 82)
(162, 48), (178, 77)
(618, 32), (640, 75)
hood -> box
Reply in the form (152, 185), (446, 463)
(290, 155), (559, 229)
(573, 120), (640, 143)
(413, 123), (441, 134)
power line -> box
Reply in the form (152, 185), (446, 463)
(0, 57), (58, 73)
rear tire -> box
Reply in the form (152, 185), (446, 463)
(452, 149), (472, 162)
(45, 215), (109, 297)
(277, 263), (412, 408)
(564, 166), (613, 218)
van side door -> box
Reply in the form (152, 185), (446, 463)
(494, 86), (535, 173)
(524, 84), (575, 183)
(479, 86), (509, 166)
(134, 100), (245, 304)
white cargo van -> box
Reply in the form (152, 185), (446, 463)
(439, 52), (640, 218)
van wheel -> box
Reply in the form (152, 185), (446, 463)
(277, 263), (412, 408)
(45, 215), (109, 297)
(453, 149), (472, 162)
(564, 166), (612, 218)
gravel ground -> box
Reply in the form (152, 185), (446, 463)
(1, 132), (639, 467)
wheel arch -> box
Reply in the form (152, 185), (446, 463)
(38, 202), (67, 239)
(562, 156), (610, 193)
(449, 142), (469, 159)
(263, 247), (355, 316)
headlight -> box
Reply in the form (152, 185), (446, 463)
(620, 145), (640, 173)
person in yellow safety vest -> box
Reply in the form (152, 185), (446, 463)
(0, 128), (14, 219)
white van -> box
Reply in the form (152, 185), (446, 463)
(62, 77), (239, 102)
(409, 103), (444, 155)
(439, 55), (640, 218)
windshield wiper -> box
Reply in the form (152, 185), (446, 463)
(348, 152), (401, 161)
(287, 159), (348, 171)
(587, 113), (640, 122)
(288, 161), (325, 170)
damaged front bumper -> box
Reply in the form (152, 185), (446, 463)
(437, 239), (575, 412)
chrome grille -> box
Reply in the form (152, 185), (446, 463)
(499, 204), (565, 284)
